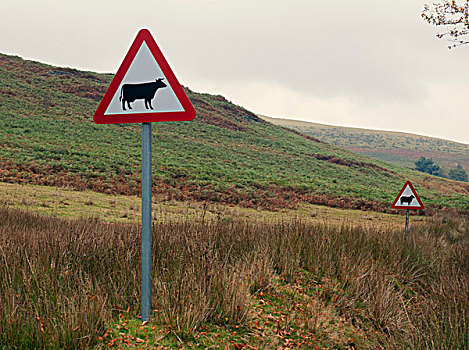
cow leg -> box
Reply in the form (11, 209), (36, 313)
(122, 99), (126, 111)
(144, 99), (153, 109)
(127, 101), (132, 110)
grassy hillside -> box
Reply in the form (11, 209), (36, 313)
(261, 116), (469, 176)
(1, 53), (469, 211)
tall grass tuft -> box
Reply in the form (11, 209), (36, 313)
(0, 206), (467, 349)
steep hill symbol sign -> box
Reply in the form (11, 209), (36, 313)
(93, 29), (196, 124)
(391, 181), (424, 210)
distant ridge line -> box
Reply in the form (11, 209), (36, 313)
(259, 115), (469, 146)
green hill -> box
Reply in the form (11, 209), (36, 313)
(1, 53), (469, 211)
(261, 116), (469, 177)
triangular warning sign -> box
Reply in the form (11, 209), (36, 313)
(94, 29), (196, 124)
(391, 181), (424, 210)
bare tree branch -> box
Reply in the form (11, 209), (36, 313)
(422, 1), (469, 48)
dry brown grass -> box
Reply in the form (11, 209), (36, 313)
(0, 206), (467, 349)
(0, 182), (412, 228)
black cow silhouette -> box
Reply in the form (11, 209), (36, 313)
(400, 195), (415, 205)
(119, 78), (167, 110)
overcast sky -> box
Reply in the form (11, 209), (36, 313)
(1, 0), (469, 144)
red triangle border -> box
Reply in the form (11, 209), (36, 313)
(391, 181), (424, 210)
(93, 29), (196, 124)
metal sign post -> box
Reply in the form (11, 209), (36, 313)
(141, 122), (152, 321)
(405, 209), (409, 240)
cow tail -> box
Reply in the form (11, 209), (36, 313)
(119, 87), (122, 102)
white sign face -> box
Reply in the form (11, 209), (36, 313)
(397, 184), (419, 206)
(93, 29), (195, 124)
(391, 181), (424, 209)
(104, 42), (184, 115)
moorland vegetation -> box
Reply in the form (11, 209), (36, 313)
(0, 53), (469, 212)
(0, 206), (467, 349)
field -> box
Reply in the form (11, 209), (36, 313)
(0, 182), (408, 227)
(261, 116), (469, 175)
(1, 52), (469, 350)
(1, 53), (469, 212)
(1, 199), (468, 349)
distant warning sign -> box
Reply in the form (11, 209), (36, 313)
(391, 181), (424, 210)
(93, 29), (196, 124)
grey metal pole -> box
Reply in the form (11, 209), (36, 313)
(405, 209), (409, 240)
(141, 122), (152, 322)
